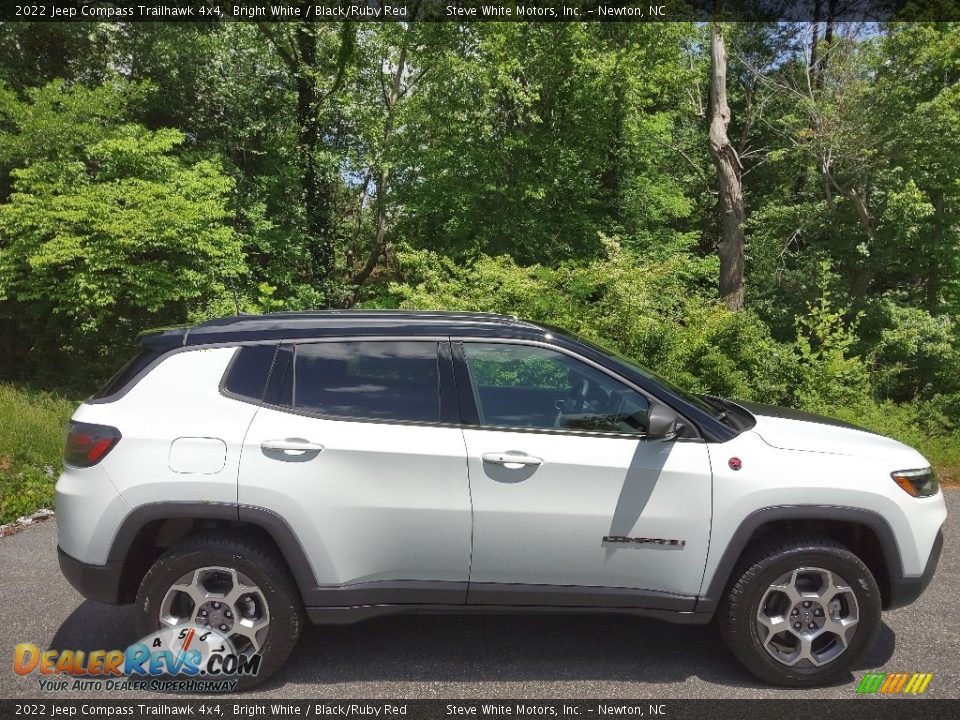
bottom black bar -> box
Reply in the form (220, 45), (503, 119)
(2, 699), (958, 720)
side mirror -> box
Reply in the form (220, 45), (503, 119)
(647, 403), (680, 440)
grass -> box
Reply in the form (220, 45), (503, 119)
(0, 383), (77, 524)
(818, 400), (960, 487)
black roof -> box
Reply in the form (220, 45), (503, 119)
(141, 310), (550, 349)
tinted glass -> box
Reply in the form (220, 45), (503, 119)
(223, 345), (277, 401)
(91, 348), (162, 400)
(294, 341), (440, 423)
(570, 332), (723, 420)
(463, 343), (650, 434)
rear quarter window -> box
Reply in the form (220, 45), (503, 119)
(91, 348), (163, 401)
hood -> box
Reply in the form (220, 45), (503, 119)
(732, 400), (924, 463)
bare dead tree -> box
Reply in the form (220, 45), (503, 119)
(708, 24), (746, 311)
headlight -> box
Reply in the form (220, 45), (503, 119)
(891, 468), (939, 497)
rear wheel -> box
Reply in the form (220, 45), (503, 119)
(719, 535), (881, 687)
(134, 533), (303, 688)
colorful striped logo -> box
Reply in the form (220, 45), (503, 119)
(856, 672), (933, 694)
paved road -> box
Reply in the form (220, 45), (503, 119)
(1, 491), (956, 700)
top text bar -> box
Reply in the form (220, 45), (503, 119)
(2, 0), (958, 23)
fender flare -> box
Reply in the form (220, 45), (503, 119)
(106, 501), (320, 602)
(695, 504), (903, 614)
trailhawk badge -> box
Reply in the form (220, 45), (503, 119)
(602, 535), (686, 547)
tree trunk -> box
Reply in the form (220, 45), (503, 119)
(810, 0), (822, 86)
(926, 188), (945, 310)
(295, 22), (337, 307)
(708, 24), (746, 311)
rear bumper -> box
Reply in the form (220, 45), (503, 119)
(57, 545), (126, 605)
(886, 529), (943, 610)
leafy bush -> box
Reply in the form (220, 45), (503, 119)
(862, 301), (960, 403)
(0, 81), (246, 386)
(790, 264), (873, 409)
(389, 239), (798, 404)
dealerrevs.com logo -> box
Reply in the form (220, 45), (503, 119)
(856, 672), (934, 695)
(14, 625), (260, 693)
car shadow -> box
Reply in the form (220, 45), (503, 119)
(49, 602), (896, 692)
(49, 600), (136, 653)
(258, 613), (898, 691)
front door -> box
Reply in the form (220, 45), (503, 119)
(456, 341), (712, 610)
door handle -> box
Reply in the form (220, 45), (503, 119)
(261, 439), (325, 454)
(482, 451), (542, 468)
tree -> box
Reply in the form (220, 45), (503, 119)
(708, 24), (746, 310)
(256, 16), (356, 306)
(345, 10), (437, 303)
(0, 81), (245, 380)
(393, 23), (700, 266)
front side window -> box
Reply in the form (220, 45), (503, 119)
(293, 341), (440, 423)
(462, 343), (650, 434)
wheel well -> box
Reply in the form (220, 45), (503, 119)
(737, 518), (892, 606)
(116, 518), (290, 604)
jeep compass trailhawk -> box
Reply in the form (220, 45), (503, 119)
(56, 311), (946, 687)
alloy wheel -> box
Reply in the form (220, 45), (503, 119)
(755, 566), (859, 667)
(158, 566), (270, 654)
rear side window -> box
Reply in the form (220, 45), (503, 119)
(223, 345), (277, 402)
(293, 341), (440, 423)
(91, 348), (162, 400)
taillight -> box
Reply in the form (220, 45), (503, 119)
(64, 422), (122, 467)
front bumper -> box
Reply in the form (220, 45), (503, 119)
(886, 529), (944, 610)
(58, 545), (126, 605)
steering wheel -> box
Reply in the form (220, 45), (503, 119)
(554, 375), (590, 428)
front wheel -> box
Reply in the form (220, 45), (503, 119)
(134, 533), (304, 689)
(719, 536), (881, 687)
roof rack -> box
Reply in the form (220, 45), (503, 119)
(193, 309), (539, 329)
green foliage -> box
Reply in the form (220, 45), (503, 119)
(390, 239), (796, 404)
(790, 262), (871, 407)
(394, 23), (701, 264)
(0, 81), (247, 383)
(865, 302), (960, 404)
(0, 383), (75, 524)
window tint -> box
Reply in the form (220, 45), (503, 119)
(223, 345), (276, 402)
(294, 341), (440, 423)
(463, 343), (650, 434)
(91, 348), (162, 400)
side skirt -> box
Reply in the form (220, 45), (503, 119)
(306, 604), (713, 626)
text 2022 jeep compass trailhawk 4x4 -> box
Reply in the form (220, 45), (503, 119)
(56, 311), (946, 687)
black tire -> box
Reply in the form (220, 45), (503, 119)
(719, 535), (881, 687)
(134, 532), (304, 689)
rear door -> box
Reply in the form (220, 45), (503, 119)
(238, 339), (472, 605)
(456, 340), (712, 610)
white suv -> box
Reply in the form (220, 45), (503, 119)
(55, 311), (946, 687)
